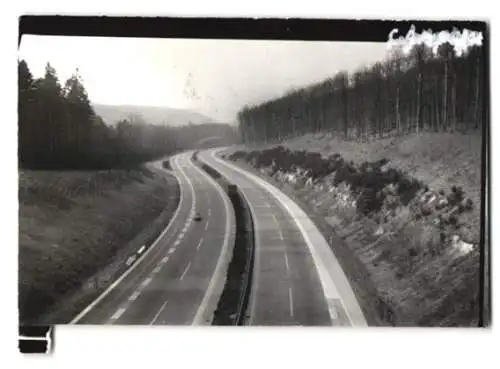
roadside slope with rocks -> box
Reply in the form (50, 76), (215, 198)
(224, 132), (483, 326)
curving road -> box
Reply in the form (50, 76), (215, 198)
(69, 152), (235, 325)
(198, 148), (367, 327)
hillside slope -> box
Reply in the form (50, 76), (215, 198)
(225, 131), (484, 326)
(93, 103), (215, 126)
(19, 166), (179, 324)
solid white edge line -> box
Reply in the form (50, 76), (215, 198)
(182, 154), (198, 242)
(191, 152), (235, 325)
(69, 155), (187, 324)
(288, 287), (294, 317)
(211, 149), (368, 327)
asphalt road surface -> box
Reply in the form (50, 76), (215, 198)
(70, 152), (235, 325)
(198, 148), (367, 327)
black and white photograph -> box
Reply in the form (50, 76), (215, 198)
(17, 16), (489, 337)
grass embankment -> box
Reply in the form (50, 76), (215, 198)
(19, 166), (179, 324)
(225, 132), (483, 326)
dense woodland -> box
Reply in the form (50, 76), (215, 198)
(18, 60), (236, 170)
(237, 44), (486, 143)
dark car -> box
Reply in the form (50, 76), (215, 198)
(194, 212), (202, 221)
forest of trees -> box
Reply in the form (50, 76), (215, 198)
(18, 60), (236, 170)
(237, 44), (485, 144)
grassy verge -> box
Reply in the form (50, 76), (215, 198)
(223, 131), (483, 326)
(19, 165), (180, 324)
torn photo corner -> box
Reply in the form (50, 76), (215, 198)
(18, 325), (53, 354)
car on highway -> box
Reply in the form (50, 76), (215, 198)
(194, 212), (202, 221)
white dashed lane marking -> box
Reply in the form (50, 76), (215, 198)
(110, 307), (126, 321)
(141, 277), (152, 288)
(196, 238), (203, 250)
(152, 265), (162, 274)
(150, 301), (169, 325)
(129, 291), (141, 301)
(161, 256), (169, 264)
(180, 262), (191, 281)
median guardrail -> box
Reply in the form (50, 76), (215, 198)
(192, 151), (255, 325)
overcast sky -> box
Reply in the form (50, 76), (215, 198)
(19, 35), (390, 122)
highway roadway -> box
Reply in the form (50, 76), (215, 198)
(69, 152), (235, 325)
(198, 148), (367, 327)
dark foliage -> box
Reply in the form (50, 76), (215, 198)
(18, 60), (236, 170)
(357, 188), (384, 216)
(237, 44), (484, 144)
(233, 147), (422, 216)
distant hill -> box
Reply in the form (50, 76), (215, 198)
(92, 103), (216, 127)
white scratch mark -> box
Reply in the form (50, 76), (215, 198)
(387, 24), (483, 56)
